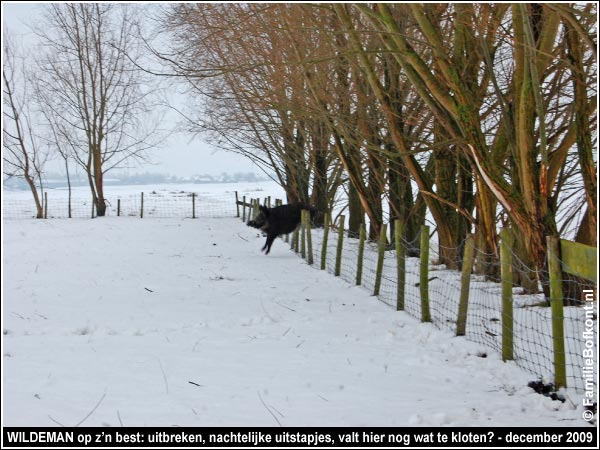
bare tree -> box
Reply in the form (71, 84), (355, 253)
(35, 4), (162, 216)
(3, 33), (48, 218)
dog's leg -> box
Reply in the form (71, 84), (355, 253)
(263, 233), (276, 254)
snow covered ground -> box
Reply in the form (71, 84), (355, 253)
(2, 213), (587, 427)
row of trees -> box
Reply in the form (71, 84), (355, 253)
(3, 4), (162, 217)
(4, 4), (596, 293)
(159, 3), (596, 291)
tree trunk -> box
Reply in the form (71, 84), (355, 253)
(347, 181), (363, 238)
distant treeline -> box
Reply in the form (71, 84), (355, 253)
(3, 172), (268, 190)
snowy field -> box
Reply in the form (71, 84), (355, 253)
(2, 209), (588, 426)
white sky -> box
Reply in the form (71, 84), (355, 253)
(2, 2), (257, 178)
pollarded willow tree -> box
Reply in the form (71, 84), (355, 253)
(161, 3), (596, 291)
(341, 3), (596, 282)
(160, 3), (345, 215)
(35, 3), (162, 216)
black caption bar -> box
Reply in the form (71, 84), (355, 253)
(2, 427), (597, 448)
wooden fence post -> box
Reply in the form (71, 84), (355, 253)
(242, 196), (247, 222)
(547, 235), (567, 389)
(140, 192), (144, 219)
(356, 223), (366, 285)
(293, 228), (300, 253)
(44, 192), (48, 219)
(192, 193), (196, 219)
(335, 215), (345, 276)
(235, 191), (240, 217)
(117, 199), (121, 217)
(420, 225), (432, 322)
(374, 224), (387, 296)
(395, 219), (405, 311)
(305, 210), (313, 265)
(456, 234), (476, 335)
(500, 228), (514, 361)
(321, 212), (330, 270)
(301, 210), (307, 259)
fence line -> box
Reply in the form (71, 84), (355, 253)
(4, 191), (596, 395)
(3, 191), (237, 219)
(238, 196), (597, 395)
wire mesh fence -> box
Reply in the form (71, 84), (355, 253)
(2, 190), (237, 219)
(240, 203), (596, 395)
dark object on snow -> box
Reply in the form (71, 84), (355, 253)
(247, 203), (317, 254)
(527, 379), (566, 403)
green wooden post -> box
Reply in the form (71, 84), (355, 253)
(242, 196), (247, 222)
(374, 224), (387, 296)
(335, 215), (345, 277)
(44, 192), (48, 219)
(500, 228), (514, 361)
(301, 210), (307, 259)
(321, 212), (330, 270)
(305, 210), (313, 265)
(395, 219), (405, 311)
(235, 191), (240, 217)
(356, 223), (366, 285)
(140, 192), (144, 218)
(253, 198), (260, 219)
(117, 199), (121, 217)
(547, 235), (567, 389)
(192, 193), (196, 219)
(559, 239), (597, 283)
(420, 225), (431, 322)
(293, 228), (300, 253)
(291, 214), (296, 249)
(456, 234), (476, 335)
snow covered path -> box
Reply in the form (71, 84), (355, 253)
(3, 218), (583, 426)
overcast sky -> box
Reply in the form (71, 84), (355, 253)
(2, 2), (258, 178)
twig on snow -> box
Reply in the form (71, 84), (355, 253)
(157, 359), (169, 394)
(48, 415), (65, 427)
(257, 391), (282, 427)
(275, 302), (296, 312)
(75, 392), (106, 427)
(260, 301), (278, 323)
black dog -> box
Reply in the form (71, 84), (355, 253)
(247, 203), (316, 254)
